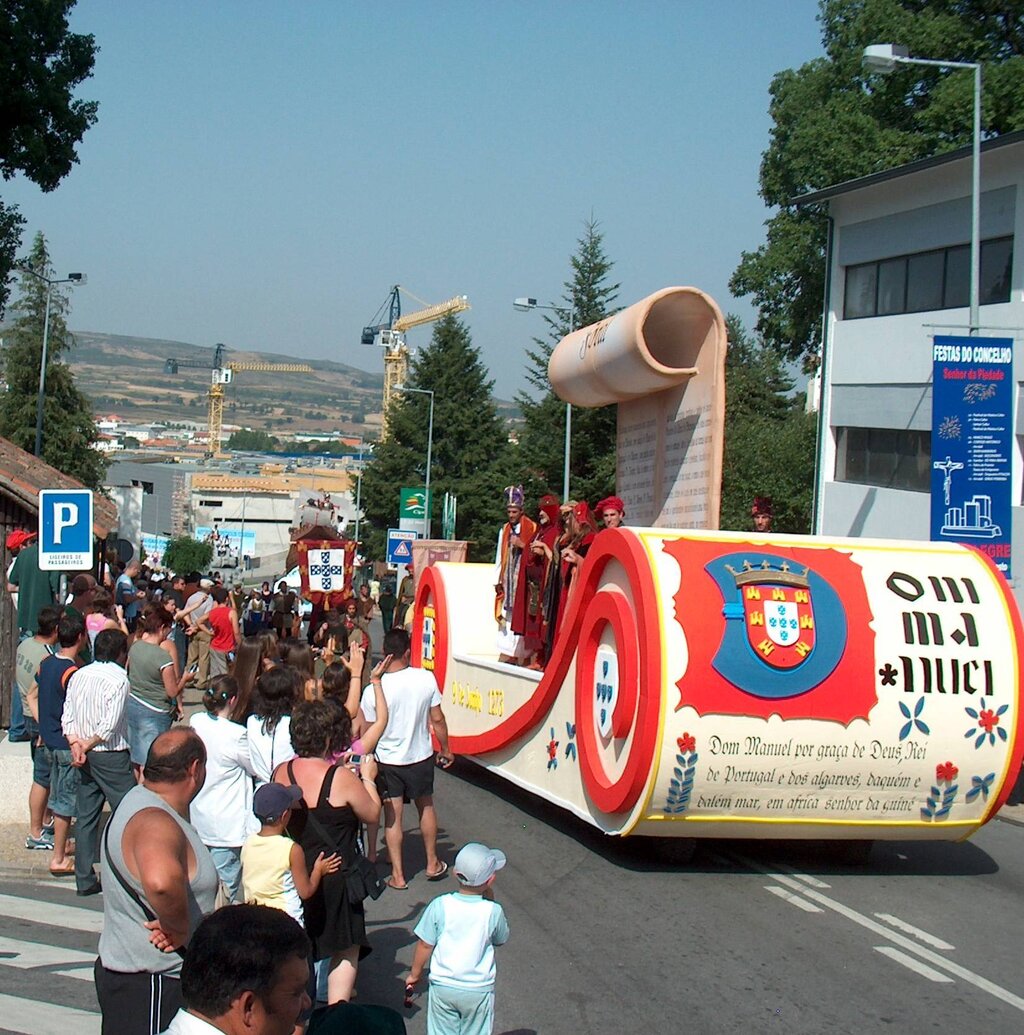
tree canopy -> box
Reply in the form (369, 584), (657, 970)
(731, 0), (1024, 367)
(162, 536), (213, 576)
(516, 218), (620, 507)
(0, 232), (107, 488)
(227, 428), (280, 452)
(359, 316), (514, 563)
(0, 0), (99, 315)
(720, 315), (817, 533)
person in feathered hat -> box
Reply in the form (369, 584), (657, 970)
(751, 496), (774, 534)
(493, 486), (537, 665)
(595, 495), (626, 530)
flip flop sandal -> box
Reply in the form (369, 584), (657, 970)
(385, 876), (409, 891)
(426, 861), (449, 881)
(49, 860), (75, 877)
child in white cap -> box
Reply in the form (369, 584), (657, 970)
(406, 841), (510, 1034)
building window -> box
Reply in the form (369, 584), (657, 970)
(835, 426), (931, 492)
(198, 499), (223, 507)
(843, 236), (1013, 319)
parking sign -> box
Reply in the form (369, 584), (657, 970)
(39, 489), (94, 570)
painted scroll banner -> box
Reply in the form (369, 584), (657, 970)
(547, 287), (726, 530)
(930, 335), (1013, 578)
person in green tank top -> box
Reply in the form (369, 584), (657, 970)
(126, 607), (193, 773)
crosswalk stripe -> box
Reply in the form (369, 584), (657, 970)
(0, 933), (97, 982)
(0, 894), (103, 934)
(0, 990), (100, 1033)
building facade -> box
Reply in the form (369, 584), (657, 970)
(799, 131), (1022, 606)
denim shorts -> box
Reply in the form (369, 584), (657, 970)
(29, 740), (50, 789)
(126, 696), (174, 766)
(42, 745), (80, 817)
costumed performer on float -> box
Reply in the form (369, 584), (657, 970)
(595, 495), (626, 530)
(493, 485), (537, 665)
(516, 493), (561, 669)
(751, 496), (773, 534)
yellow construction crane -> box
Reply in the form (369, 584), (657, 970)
(164, 343), (313, 457)
(361, 286), (470, 433)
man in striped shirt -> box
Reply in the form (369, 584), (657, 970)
(62, 628), (136, 897)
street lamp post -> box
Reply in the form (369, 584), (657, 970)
(394, 385), (435, 539)
(862, 44), (982, 335)
(14, 265), (86, 455)
(513, 297), (575, 499)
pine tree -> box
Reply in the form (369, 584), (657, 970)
(0, 232), (107, 488)
(720, 315), (816, 533)
(516, 218), (620, 506)
(359, 316), (513, 562)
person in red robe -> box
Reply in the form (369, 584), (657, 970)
(514, 494), (561, 668)
(544, 500), (599, 656)
(494, 486), (538, 664)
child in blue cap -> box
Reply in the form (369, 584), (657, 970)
(406, 842), (510, 1034)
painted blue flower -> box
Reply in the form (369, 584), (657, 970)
(965, 772), (996, 803)
(899, 697), (930, 741)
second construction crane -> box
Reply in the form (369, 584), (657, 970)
(362, 286), (470, 434)
(164, 343), (313, 457)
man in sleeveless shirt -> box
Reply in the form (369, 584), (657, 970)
(95, 728), (219, 1035)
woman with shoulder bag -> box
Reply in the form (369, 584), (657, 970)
(272, 698), (382, 1005)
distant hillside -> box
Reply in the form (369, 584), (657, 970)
(68, 331), (386, 437)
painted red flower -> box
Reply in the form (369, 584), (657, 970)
(677, 733), (696, 754)
(978, 709), (999, 733)
(936, 761), (959, 783)
(547, 739), (558, 760)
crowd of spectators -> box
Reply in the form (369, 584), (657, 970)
(6, 535), (509, 1034)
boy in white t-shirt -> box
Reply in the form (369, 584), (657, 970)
(406, 842), (510, 1035)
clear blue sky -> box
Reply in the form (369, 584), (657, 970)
(5, 0), (825, 399)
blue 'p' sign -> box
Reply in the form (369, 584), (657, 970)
(39, 489), (94, 571)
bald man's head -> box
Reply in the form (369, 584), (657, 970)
(143, 729), (206, 785)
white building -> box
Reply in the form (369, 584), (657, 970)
(798, 129), (1022, 605)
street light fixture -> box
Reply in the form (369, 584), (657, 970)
(862, 43), (982, 335)
(394, 384), (435, 539)
(14, 265), (87, 455)
(513, 297), (575, 499)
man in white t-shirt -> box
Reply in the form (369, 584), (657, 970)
(361, 626), (453, 890)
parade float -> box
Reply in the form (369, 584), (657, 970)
(411, 287), (1024, 842)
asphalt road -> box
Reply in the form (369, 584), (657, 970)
(355, 760), (1024, 1035)
(0, 765), (1020, 1033)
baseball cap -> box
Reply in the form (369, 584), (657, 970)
(5, 529), (36, 550)
(253, 783), (303, 822)
(199, 577), (215, 590)
(453, 842), (507, 887)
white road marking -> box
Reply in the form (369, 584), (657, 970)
(764, 885), (823, 912)
(0, 990), (100, 1033)
(874, 946), (954, 983)
(775, 865), (831, 889)
(732, 853), (1024, 1014)
(875, 913), (955, 951)
(0, 894), (103, 934)
(0, 933), (96, 982)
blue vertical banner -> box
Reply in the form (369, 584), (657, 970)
(931, 335), (1014, 578)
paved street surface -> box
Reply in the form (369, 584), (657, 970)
(0, 762), (1021, 1033)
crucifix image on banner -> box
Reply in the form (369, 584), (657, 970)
(930, 335), (1013, 578)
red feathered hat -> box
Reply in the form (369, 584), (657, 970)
(751, 496), (774, 517)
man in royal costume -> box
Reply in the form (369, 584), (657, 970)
(493, 486), (538, 665)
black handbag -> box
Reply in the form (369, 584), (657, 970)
(285, 762), (386, 903)
(343, 854), (387, 902)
